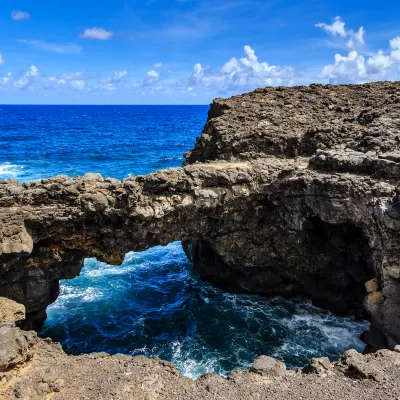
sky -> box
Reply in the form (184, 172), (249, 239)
(0, 0), (399, 104)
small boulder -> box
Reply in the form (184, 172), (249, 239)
(82, 172), (104, 182)
(303, 357), (332, 374)
(250, 355), (286, 377)
(0, 297), (25, 326)
(0, 326), (37, 371)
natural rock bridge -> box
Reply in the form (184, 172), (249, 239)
(1, 81), (400, 357)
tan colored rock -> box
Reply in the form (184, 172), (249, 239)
(304, 357), (332, 374)
(363, 291), (385, 316)
(0, 326), (37, 371)
(0, 297), (25, 325)
(250, 355), (286, 377)
(365, 278), (378, 293)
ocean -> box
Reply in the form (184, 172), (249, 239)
(0, 105), (368, 379)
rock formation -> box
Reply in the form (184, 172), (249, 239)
(1, 82), (400, 352)
(1, 81), (400, 398)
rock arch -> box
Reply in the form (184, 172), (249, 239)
(1, 81), (400, 353)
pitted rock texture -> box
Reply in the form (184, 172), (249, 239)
(0, 81), (400, 355)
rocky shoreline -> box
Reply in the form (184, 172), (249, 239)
(1, 81), (400, 398)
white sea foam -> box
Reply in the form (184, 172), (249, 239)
(0, 162), (23, 177)
(54, 285), (103, 305)
(171, 340), (222, 379)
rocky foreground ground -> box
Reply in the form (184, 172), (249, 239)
(1, 297), (400, 400)
(1, 81), (400, 398)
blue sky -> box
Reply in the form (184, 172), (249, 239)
(0, 0), (399, 104)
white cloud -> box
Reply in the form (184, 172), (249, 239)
(102, 83), (116, 91)
(59, 71), (87, 80)
(11, 11), (31, 21)
(80, 28), (114, 40)
(132, 69), (161, 89)
(70, 80), (85, 90)
(0, 73), (12, 88)
(154, 63), (163, 68)
(391, 37), (400, 50)
(316, 16), (365, 50)
(186, 45), (295, 93)
(100, 70), (128, 91)
(220, 57), (241, 74)
(316, 16), (347, 37)
(0, 53), (4, 65)
(43, 77), (67, 90)
(14, 65), (39, 89)
(320, 36), (400, 83)
(18, 40), (82, 55)
(102, 70), (128, 84)
(147, 70), (159, 78)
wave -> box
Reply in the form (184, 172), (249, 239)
(0, 162), (24, 178)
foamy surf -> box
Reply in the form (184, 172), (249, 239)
(0, 162), (23, 177)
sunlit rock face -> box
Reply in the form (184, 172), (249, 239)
(1, 81), (400, 353)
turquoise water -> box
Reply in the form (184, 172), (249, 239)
(0, 105), (368, 379)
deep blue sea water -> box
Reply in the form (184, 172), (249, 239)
(0, 105), (369, 379)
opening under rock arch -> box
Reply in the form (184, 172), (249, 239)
(38, 241), (369, 380)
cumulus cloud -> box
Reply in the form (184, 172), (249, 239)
(0, 73), (12, 88)
(147, 70), (159, 79)
(14, 65), (40, 89)
(70, 80), (85, 90)
(186, 45), (295, 93)
(316, 16), (347, 37)
(18, 40), (82, 55)
(154, 63), (163, 68)
(320, 36), (400, 83)
(316, 16), (365, 50)
(80, 28), (114, 40)
(0, 53), (4, 65)
(11, 11), (31, 21)
(131, 69), (161, 90)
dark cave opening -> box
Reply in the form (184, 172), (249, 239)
(301, 217), (376, 318)
(184, 216), (376, 321)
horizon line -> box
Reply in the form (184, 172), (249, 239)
(0, 103), (209, 106)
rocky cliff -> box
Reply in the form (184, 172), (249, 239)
(1, 81), (400, 398)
